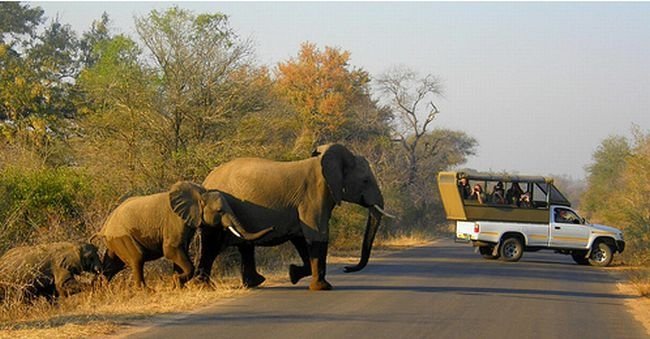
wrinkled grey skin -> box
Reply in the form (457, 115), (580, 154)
(97, 181), (272, 288)
(196, 144), (385, 291)
(0, 242), (101, 302)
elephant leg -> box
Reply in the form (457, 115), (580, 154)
(101, 249), (126, 282)
(165, 246), (194, 289)
(131, 258), (146, 289)
(238, 243), (266, 288)
(289, 237), (311, 284)
(308, 241), (332, 291)
(108, 236), (147, 288)
(195, 227), (223, 284)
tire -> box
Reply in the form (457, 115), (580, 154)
(499, 237), (523, 262)
(479, 246), (500, 259)
(571, 251), (589, 265)
(588, 241), (614, 267)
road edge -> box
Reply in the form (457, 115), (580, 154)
(616, 281), (650, 336)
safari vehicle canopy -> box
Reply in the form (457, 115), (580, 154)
(437, 172), (571, 224)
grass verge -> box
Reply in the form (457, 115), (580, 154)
(0, 274), (248, 338)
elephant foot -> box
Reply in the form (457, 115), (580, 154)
(242, 272), (266, 288)
(172, 275), (186, 290)
(289, 264), (311, 285)
(309, 279), (333, 291)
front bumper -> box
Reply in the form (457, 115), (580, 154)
(616, 240), (625, 253)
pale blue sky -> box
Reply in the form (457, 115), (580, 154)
(34, 2), (650, 179)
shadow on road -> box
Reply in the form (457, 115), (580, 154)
(264, 284), (633, 300)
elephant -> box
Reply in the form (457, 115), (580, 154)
(96, 181), (273, 289)
(0, 242), (101, 302)
(195, 143), (392, 291)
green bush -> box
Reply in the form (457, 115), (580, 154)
(0, 166), (93, 254)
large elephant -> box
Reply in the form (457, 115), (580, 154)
(0, 242), (101, 302)
(97, 181), (272, 288)
(196, 144), (391, 291)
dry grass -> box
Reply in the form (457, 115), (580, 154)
(0, 272), (248, 338)
(628, 267), (650, 297)
(0, 233), (435, 338)
(375, 231), (435, 249)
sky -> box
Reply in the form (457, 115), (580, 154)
(33, 2), (650, 179)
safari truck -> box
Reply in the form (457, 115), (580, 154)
(437, 172), (625, 267)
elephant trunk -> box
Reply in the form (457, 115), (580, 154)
(343, 205), (383, 273)
(223, 214), (273, 241)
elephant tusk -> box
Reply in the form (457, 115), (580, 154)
(228, 226), (244, 239)
(373, 205), (396, 219)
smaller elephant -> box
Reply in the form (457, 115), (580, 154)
(97, 181), (272, 288)
(0, 242), (102, 302)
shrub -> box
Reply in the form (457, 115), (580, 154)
(0, 166), (94, 254)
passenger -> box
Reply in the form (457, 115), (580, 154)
(519, 191), (532, 208)
(492, 181), (506, 204)
(506, 182), (523, 206)
(555, 209), (580, 224)
(469, 183), (485, 204)
(458, 177), (471, 199)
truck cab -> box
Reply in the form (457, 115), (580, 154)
(438, 172), (625, 266)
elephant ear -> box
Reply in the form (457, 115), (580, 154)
(320, 144), (355, 205)
(169, 181), (207, 228)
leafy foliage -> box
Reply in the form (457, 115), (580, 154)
(583, 129), (650, 264)
(0, 166), (93, 254)
(275, 42), (375, 153)
(582, 136), (631, 224)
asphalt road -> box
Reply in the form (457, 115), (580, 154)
(126, 239), (647, 339)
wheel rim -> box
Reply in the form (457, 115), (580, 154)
(504, 242), (519, 258)
(592, 247), (607, 263)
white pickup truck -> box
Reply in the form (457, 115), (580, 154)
(438, 172), (625, 267)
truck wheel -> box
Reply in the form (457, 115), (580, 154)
(499, 237), (523, 262)
(588, 241), (613, 267)
(479, 246), (499, 259)
(571, 251), (589, 265)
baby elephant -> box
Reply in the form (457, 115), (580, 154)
(98, 181), (273, 288)
(0, 242), (101, 302)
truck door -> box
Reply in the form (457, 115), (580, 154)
(549, 207), (590, 249)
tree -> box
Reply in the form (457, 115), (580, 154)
(376, 66), (445, 187)
(79, 12), (111, 67)
(275, 42), (372, 152)
(136, 8), (254, 151)
(617, 130), (650, 255)
(0, 4), (80, 164)
(76, 33), (163, 191)
(582, 135), (631, 222)
(582, 129), (650, 264)
(0, 2), (43, 45)
(134, 7), (263, 178)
